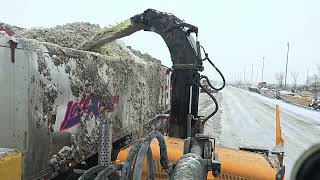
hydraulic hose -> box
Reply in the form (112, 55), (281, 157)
(206, 58), (225, 91)
(78, 165), (105, 180)
(95, 164), (122, 180)
(133, 143), (154, 180)
(146, 147), (155, 179)
(200, 45), (225, 91)
(198, 82), (219, 124)
(200, 75), (222, 92)
(144, 130), (172, 173)
(119, 115), (169, 179)
(120, 141), (143, 180)
(121, 130), (172, 180)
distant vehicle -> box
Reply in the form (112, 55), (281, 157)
(275, 91), (281, 99)
(257, 81), (267, 89)
(279, 90), (294, 96)
(248, 86), (260, 93)
(309, 96), (320, 110)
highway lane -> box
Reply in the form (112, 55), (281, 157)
(216, 86), (320, 178)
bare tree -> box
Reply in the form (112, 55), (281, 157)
(275, 72), (285, 89)
(313, 65), (320, 92)
(311, 74), (319, 93)
(306, 65), (320, 92)
(291, 72), (299, 89)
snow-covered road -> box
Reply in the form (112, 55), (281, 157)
(200, 86), (320, 178)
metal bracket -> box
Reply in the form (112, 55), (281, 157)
(183, 137), (191, 154)
(210, 160), (221, 177)
(98, 119), (112, 166)
(194, 134), (221, 177)
(8, 40), (18, 63)
(172, 64), (203, 71)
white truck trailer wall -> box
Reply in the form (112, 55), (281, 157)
(0, 31), (170, 179)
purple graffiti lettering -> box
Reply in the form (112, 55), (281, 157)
(70, 102), (79, 118)
(81, 98), (91, 114)
(60, 95), (120, 131)
(60, 101), (74, 131)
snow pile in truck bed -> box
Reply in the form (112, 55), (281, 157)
(19, 22), (158, 63)
(21, 22), (100, 49)
(0, 22), (25, 35)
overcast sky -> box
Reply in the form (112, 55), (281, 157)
(1, 0), (319, 84)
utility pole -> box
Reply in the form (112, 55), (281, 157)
(256, 65), (259, 82)
(244, 67), (246, 85)
(306, 68), (309, 85)
(261, 56), (265, 81)
(251, 64), (254, 85)
(284, 42), (290, 88)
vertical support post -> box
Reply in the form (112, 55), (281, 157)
(284, 42), (290, 88)
(274, 104), (284, 168)
(243, 67), (246, 85)
(256, 66), (259, 82)
(261, 56), (265, 81)
(138, 98), (143, 138)
(306, 68), (309, 85)
(187, 85), (193, 137)
(251, 64), (253, 85)
(188, 85), (193, 114)
(275, 105), (284, 146)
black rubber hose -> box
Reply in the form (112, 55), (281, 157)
(206, 58), (225, 91)
(200, 45), (225, 91)
(118, 114), (168, 176)
(146, 147), (155, 179)
(95, 164), (122, 180)
(120, 141), (143, 180)
(200, 75), (221, 92)
(198, 82), (219, 124)
(78, 165), (105, 180)
(144, 130), (172, 174)
(121, 130), (172, 180)
(132, 143), (154, 180)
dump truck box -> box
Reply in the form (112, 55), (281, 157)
(0, 29), (170, 179)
